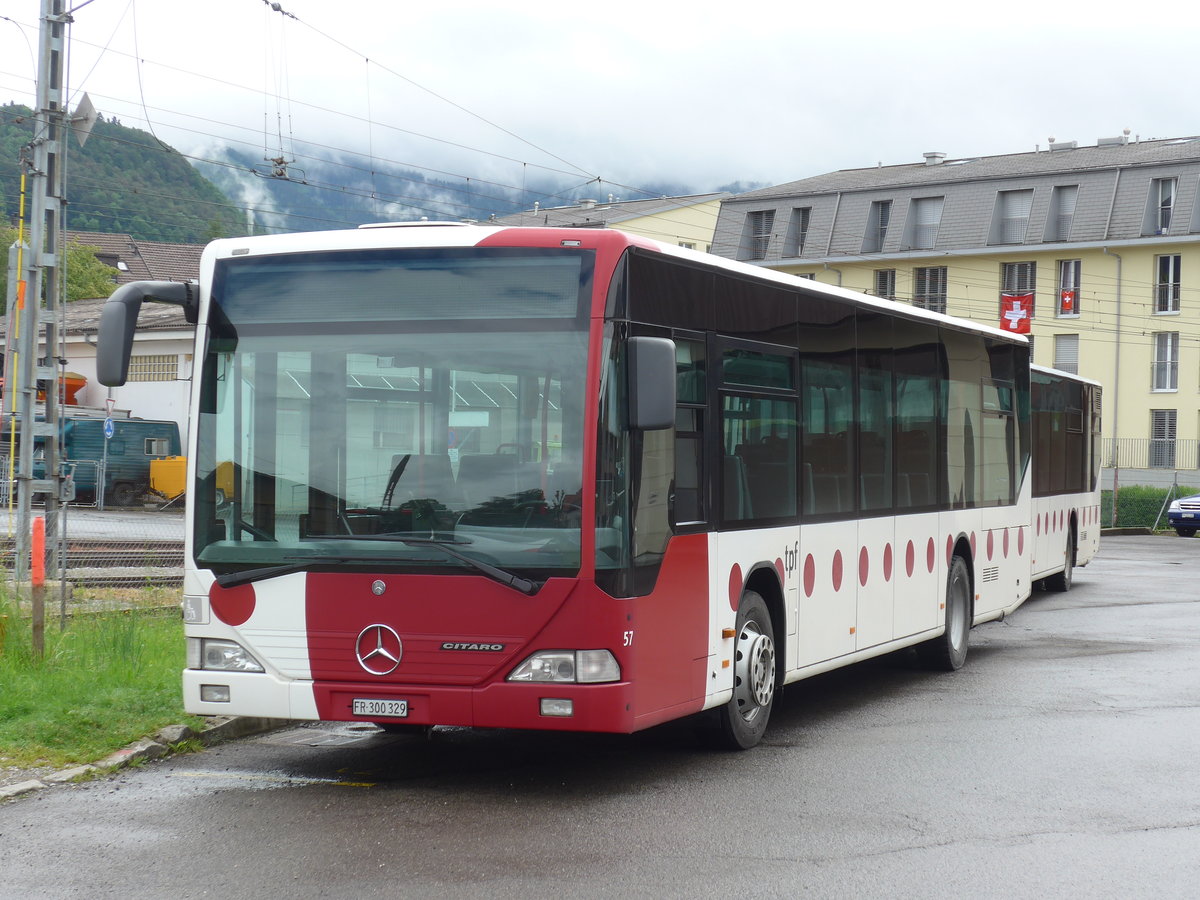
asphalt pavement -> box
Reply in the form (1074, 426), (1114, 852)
(1, 533), (1197, 898)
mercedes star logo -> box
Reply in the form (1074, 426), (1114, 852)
(355, 624), (403, 676)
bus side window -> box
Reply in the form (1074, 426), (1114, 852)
(673, 339), (706, 527)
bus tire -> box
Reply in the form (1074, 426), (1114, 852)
(713, 590), (776, 751)
(1044, 529), (1075, 592)
(918, 554), (971, 671)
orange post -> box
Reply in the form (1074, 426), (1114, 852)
(31, 516), (45, 586)
(31, 516), (45, 658)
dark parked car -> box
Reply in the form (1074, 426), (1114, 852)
(1167, 493), (1200, 536)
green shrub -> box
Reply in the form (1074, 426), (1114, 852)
(1102, 485), (1200, 529)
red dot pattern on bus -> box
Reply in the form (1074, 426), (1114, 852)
(210, 581), (256, 626)
(752, 506), (1098, 601)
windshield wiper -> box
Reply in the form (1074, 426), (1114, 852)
(351, 533), (539, 595)
(213, 556), (361, 589)
(213, 554), (443, 589)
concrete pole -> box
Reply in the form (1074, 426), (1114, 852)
(15, 0), (68, 585)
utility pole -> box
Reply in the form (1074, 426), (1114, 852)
(9, 0), (70, 585)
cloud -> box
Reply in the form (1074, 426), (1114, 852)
(2, 0), (1196, 200)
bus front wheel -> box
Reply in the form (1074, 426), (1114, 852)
(918, 555), (971, 671)
(714, 590), (776, 751)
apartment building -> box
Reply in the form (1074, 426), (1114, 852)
(710, 135), (1200, 478)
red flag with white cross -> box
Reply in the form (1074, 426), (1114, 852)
(1000, 292), (1033, 334)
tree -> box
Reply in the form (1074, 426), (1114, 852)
(0, 226), (120, 312)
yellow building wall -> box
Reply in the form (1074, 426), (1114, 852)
(774, 241), (1200, 449)
(609, 200), (723, 251)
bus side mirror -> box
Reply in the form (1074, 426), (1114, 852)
(97, 281), (197, 386)
(628, 336), (676, 431)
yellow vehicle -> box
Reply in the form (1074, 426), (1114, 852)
(149, 456), (187, 501)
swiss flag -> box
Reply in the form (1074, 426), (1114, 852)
(1060, 289), (1075, 313)
(1000, 292), (1033, 334)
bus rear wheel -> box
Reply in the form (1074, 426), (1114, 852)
(714, 590), (776, 751)
(1044, 530), (1075, 592)
(918, 554), (970, 671)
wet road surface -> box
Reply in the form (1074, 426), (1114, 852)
(2, 535), (1198, 898)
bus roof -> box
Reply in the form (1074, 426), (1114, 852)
(201, 223), (1027, 345)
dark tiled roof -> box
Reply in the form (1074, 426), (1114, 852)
(66, 231), (203, 287)
(733, 137), (1200, 200)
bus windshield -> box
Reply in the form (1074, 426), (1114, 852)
(193, 247), (592, 579)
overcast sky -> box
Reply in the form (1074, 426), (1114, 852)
(2, 0), (1197, 203)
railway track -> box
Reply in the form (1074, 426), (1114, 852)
(0, 538), (184, 588)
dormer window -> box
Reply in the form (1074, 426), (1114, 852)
(1143, 178), (1177, 235)
(1044, 185), (1078, 242)
(902, 197), (944, 250)
(743, 210), (776, 260)
(990, 189), (1034, 244)
(862, 200), (892, 253)
(784, 208), (812, 257)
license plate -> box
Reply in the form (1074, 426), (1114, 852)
(1183, 513), (1195, 519)
(352, 698), (408, 718)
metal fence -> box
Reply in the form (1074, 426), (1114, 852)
(1, 452), (184, 595)
(1105, 438), (1200, 471)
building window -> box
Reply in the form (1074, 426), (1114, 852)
(1144, 178), (1177, 235)
(903, 197), (944, 250)
(784, 207), (812, 257)
(1156, 254), (1182, 313)
(744, 210), (776, 260)
(1152, 332), (1180, 391)
(126, 354), (179, 382)
(796, 273), (816, 280)
(862, 200), (892, 253)
(678, 242), (695, 250)
(1053, 334), (1079, 374)
(913, 266), (947, 314)
(873, 269), (896, 299)
(1150, 409), (1177, 468)
(1044, 185), (1078, 242)
(1058, 259), (1081, 316)
(991, 189), (1034, 244)
(1001, 261), (1037, 318)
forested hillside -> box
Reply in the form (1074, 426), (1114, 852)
(0, 103), (243, 242)
(2, 100), (713, 243)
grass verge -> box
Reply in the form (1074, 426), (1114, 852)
(0, 587), (203, 769)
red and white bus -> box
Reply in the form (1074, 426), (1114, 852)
(97, 224), (1100, 749)
(1030, 365), (1102, 590)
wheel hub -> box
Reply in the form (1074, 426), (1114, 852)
(734, 621), (776, 717)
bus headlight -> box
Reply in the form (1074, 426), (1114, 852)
(508, 649), (620, 684)
(187, 638), (265, 673)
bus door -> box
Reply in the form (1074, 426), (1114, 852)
(716, 339), (800, 670)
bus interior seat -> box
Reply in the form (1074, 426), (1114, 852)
(859, 473), (888, 510)
(736, 441), (794, 518)
(399, 454), (456, 503)
(723, 454), (753, 520)
(456, 453), (523, 505)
